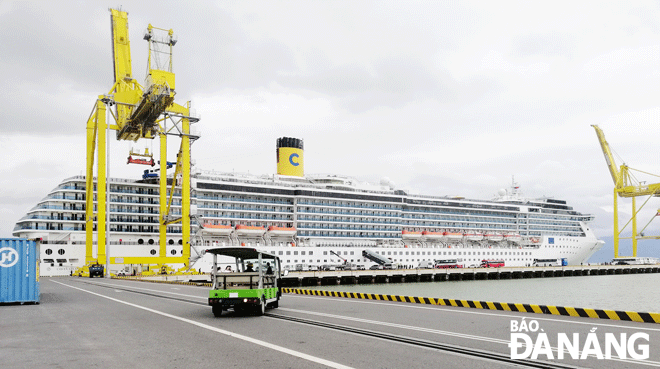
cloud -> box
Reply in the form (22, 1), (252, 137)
(2, 0), (660, 247)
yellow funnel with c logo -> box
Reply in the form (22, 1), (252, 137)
(277, 137), (304, 177)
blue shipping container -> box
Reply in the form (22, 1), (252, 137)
(0, 238), (40, 304)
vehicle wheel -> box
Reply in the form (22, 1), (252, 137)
(270, 300), (279, 309)
(212, 304), (223, 317)
(257, 296), (266, 316)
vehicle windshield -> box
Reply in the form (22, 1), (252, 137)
(241, 258), (278, 274)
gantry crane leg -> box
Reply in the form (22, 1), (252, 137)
(613, 188), (619, 258)
(159, 132), (167, 257)
(632, 196), (638, 257)
(181, 116), (191, 263)
(85, 98), (108, 264)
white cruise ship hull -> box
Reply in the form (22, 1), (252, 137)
(14, 174), (604, 275)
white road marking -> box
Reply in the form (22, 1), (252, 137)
(52, 280), (353, 369)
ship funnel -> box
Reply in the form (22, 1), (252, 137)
(276, 137), (304, 177)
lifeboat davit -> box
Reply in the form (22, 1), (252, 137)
(422, 231), (444, 240)
(235, 225), (266, 236)
(504, 233), (522, 243)
(443, 231), (463, 241)
(485, 233), (503, 242)
(201, 224), (233, 236)
(401, 230), (422, 239)
(465, 232), (484, 242)
(267, 226), (297, 237)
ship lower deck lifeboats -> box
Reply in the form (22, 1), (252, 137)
(401, 230), (422, 240)
(421, 231), (444, 240)
(485, 233), (504, 242)
(504, 233), (522, 243)
(443, 231), (463, 241)
(267, 226), (296, 237)
(235, 225), (266, 236)
(202, 224), (233, 236)
(465, 232), (484, 242)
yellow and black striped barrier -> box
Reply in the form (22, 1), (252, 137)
(283, 288), (660, 324)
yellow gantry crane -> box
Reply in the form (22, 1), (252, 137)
(592, 125), (660, 258)
(84, 9), (199, 272)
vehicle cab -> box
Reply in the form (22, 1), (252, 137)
(206, 247), (286, 317)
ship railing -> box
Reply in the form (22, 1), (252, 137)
(297, 217), (399, 224)
(297, 201), (400, 211)
(298, 224), (399, 232)
(197, 196), (292, 205)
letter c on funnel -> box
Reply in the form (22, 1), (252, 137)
(289, 153), (300, 166)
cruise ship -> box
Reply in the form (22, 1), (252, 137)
(13, 137), (604, 275)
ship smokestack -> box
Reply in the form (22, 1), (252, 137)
(276, 137), (304, 177)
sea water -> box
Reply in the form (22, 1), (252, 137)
(305, 273), (660, 313)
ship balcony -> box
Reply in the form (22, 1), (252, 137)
(297, 231), (399, 239)
(35, 204), (88, 211)
(19, 215), (84, 221)
(45, 194), (85, 201)
(298, 209), (398, 217)
(297, 201), (401, 211)
(13, 224), (82, 232)
(197, 195), (292, 205)
(197, 205), (292, 213)
(404, 209), (519, 218)
(296, 217), (399, 225)
(298, 224), (400, 232)
(202, 214), (291, 221)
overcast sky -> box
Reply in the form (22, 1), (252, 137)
(1, 1), (659, 260)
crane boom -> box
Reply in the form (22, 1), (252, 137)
(110, 9), (132, 83)
(591, 125), (621, 187)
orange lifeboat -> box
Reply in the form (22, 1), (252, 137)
(267, 226), (297, 237)
(504, 233), (522, 243)
(201, 224), (233, 236)
(443, 231), (463, 241)
(235, 225), (266, 236)
(465, 232), (484, 242)
(401, 230), (422, 240)
(422, 231), (444, 240)
(485, 233), (503, 242)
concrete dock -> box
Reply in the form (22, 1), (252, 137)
(2, 276), (658, 368)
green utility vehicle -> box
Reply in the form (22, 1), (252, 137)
(206, 247), (286, 317)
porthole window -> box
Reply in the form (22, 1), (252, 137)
(58, 249), (65, 255)
(45, 249), (53, 255)
(168, 239), (174, 245)
(148, 239), (155, 245)
(150, 249), (156, 255)
(170, 250), (176, 255)
(138, 239), (144, 245)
